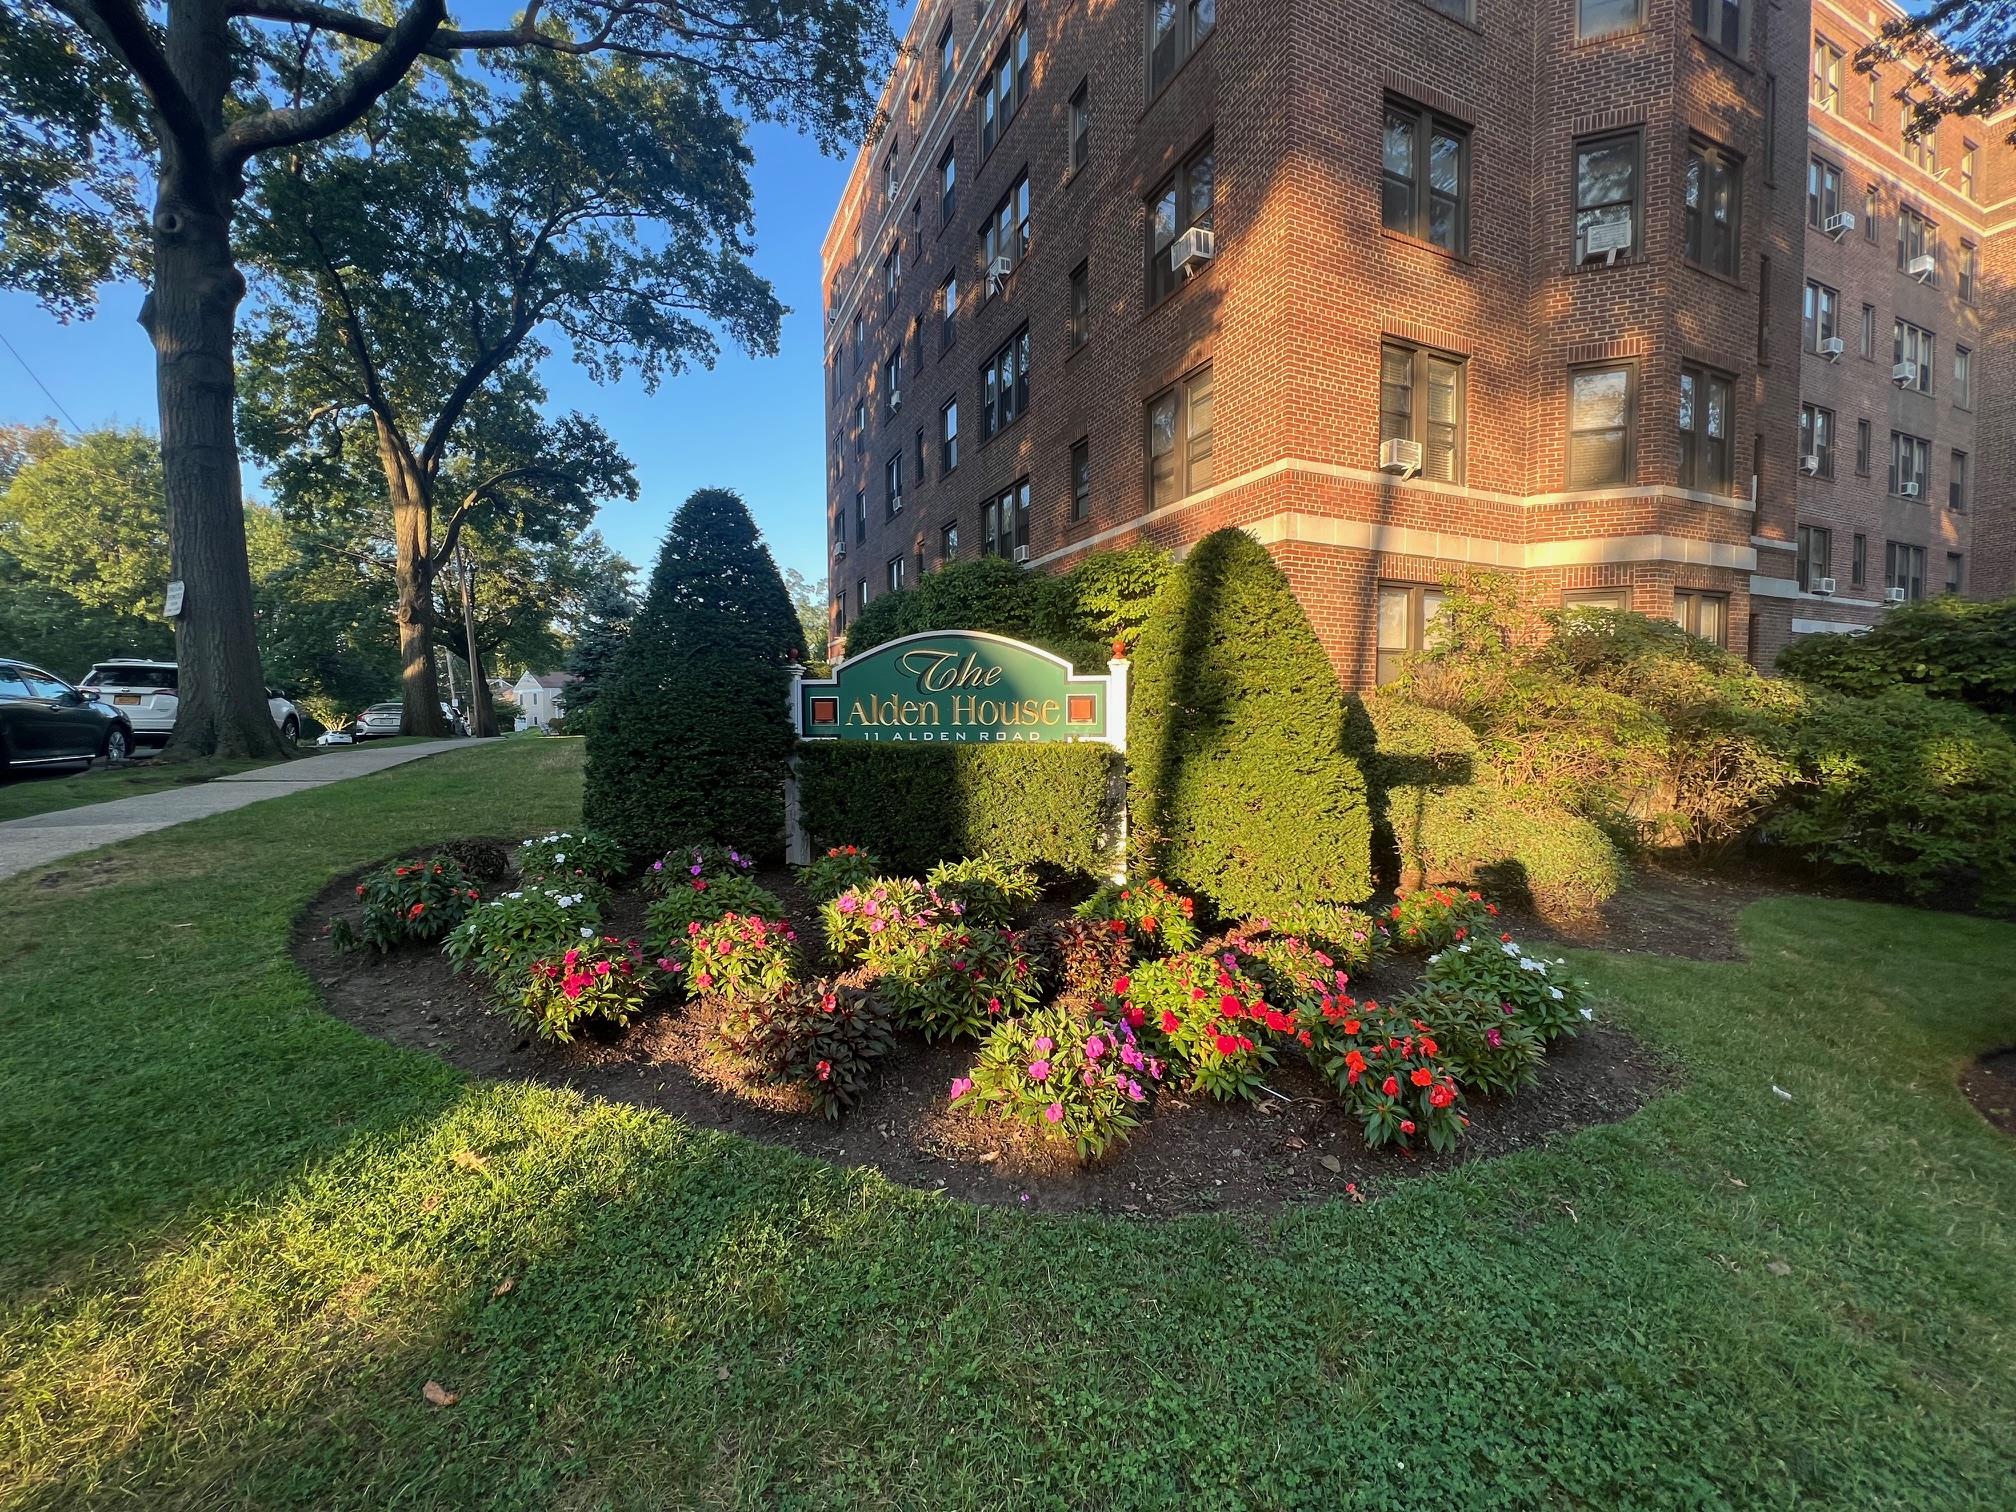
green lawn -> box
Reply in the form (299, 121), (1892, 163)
(2, 739), (2013, 1508)
(0, 755), (273, 823)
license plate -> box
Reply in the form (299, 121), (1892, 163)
(114, 694), (141, 705)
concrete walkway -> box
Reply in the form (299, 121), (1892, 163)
(0, 739), (493, 883)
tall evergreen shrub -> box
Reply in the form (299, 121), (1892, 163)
(1127, 528), (1373, 920)
(583, 489), (801, 862)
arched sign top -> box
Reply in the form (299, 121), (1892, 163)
(796, 631), (1127, 749)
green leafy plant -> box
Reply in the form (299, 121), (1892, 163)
(517, 830), (625, 882)
(876, 923), (1037, 1041)
(1425, 936), (1590, 1042)
(1303, 998), (1466, 1152)
(1124, 951), (1289, 1103)
(818, 878), (943, 965)
(679, 913), (802, 1007)
(923, 855), (1039, 927)
(714, 981), (896, 1120)
(1223, 931), (1356, 1019)
(1072, 877), (1201, 957)
(640, 842), (758, 899)
(643, 873), (786, 955)
(511, 936), (661, 1044)
(1775, 594), (2016, 725)
(350, 856), (482, 951)
(793, 844), (881, 903)
(443, 884), (603, 984)
(1383, 887), (1498, 953)
(1398, 984), (1545, 1098)
(950, 1003), (1155, 1160)
(1036, 917), (1134, 1019)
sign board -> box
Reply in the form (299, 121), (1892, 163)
(162, 579), (186, 619)
(795, 631), (1126, 749)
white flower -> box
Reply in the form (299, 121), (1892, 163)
(1428, 951), (1443, 964)
(1521, 958), (1546, 972)
(1457, 943), (1471, 954)
(1549, 986), (1565, 1000)
(1500, 941), (1520, 957)
(579, 926), (595, 938)
(1579, 1006), (1595, 1021)
(520, 838), (534, 847)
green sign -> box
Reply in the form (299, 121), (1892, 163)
(796, 631), (1125, 748)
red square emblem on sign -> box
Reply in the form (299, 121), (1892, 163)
(810, 696), (839, 726)
(1066, 695), (1096, 724)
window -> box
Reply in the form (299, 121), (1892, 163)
(1379, 342), (1466, 482)
(1069, 82), (1090, 174)
(983, 172), (1031, 284)
(883, 350), (903, 415)
(1950, 450), (1970, 512)
(1954, 346), (1973, 409)
(979, 326), (1030, 440)
(1757, 255), (1772, 362)
(940, 397), (959, 472)
(1802, 280), (1837, 351)
(1863, 184), (1878, 242)
(1946, 553), (1964, 595)
(883, 244), (901, 312)
(1567, 364), (1634, 487)
(1764, 74), (1778, 181)
(1574, 132), (1639, 263)
(1811, 38), (1842, 109)
(940, 520), (960, 562)
(833, 593), (846, 637)
(1855, 418), (1872, 475)
(1383, 98), (1467, 253)
(1893, 320), (1934, 394)
(1903, 109), (1936, 172)
(983, 478), (1031, 559)
(1424, 0), (1473, 19)
(1148, 138), (1215, 304)
(938, 22), (955, 91)
(1799, 403), (1834, 479)
(1068, 261), (1090, 351)
(1796, 524), (1832, 591)
(1806, 156), (1840, 228)
(1376, 583), (1446, 686)
(939, 272), (958, 350)
(852, 400), (866, 454)
(1071, 438), (1091, 521)
(1897, 206), (1935, 275)
(885, 452), (904, 516)
(939, 149), (957, 225)
(887, 555), (905, 592)
(915, 426), (926, 483)
(885, 144), (900, 198)
(1961, 142), (1979, 201)
(1959, 242), (1977, 305)
(851, 312), (863, 370)
(1678, 364), (1733, 492)
(979, 18), (1029, 157)
(1683, 140), (1742, 277)
(1578, 0), (1642, 39)
(1889, 431), (1930, 497)
(1148, 0), (1215, 97)
(1673, 590), (1729, 646)
(1851, 532), (1867, 586)
(1691, 0), (1744, 53)
(857, 578), (868, 611)
(1885, 541), (1926, 601)
(1859, 302), (1876, 358)
(1147, 364), (1215, 507)
(854, 488), (866, 543)
(1866, 69), (1880, 124)
(1563, 589), (1631, 611)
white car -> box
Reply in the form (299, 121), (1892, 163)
(80, 659), (303, 745)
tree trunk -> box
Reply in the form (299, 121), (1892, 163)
(376, 417), (450, 738)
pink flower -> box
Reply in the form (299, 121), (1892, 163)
(1485, 1027), (1503, 1047)
(1121, 1044), (1143, 1069)
(1085, 1035), (1106, 1060)
(1033, 1036), (1054, 1055)
(1027, 1059), (1051, 1082)
(837, 896), (858, 914)
(1043, 1102), (1064, 1124)
(949, 1076), (974, 1100)
(868, 919), (885, 933)
(1126, 1080), (1146, 1103)
(987, 996), (1003, 1015)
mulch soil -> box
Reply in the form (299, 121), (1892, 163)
(1960, 1050), (2016, 1140)
(293, 847), (1716, 1216)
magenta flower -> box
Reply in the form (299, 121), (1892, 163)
(1043, 1102), (1064, 1124)
(1027, 1059), (1051, 1082)
(1033, 1036), (1054, 1055)
(1085, 1035), (1106, 1060)
(949, 1076), (974, 1101)
(1126, 1080), (1146, 1103)
(987, 996), (1003, 1015)
(1486, 1027), (1503, 1048)
(837, 895), (858, 914)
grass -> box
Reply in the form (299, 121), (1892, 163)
(1, 738), (2013, 1507)
(0, 755), (273, 823)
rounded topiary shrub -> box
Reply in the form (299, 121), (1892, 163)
(1388, 784), (1623, 917)
(1127, 528), (1373, 923)
(582, 489), (802, 864)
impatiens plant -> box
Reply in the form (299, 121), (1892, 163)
(793, 844), (881, 903)
(1400, 984), (1545, 1098)
(818, 878), (955, 966)
(517, 830), (626, 882)
(443, 885), (603, 984)
(642, 873), (786, 954)
(640, 842), (758, 900)
(1425, 935), (1591, 1042)
(350, 857), (482, 951)
(877, 923), (1038, 1041)
(1298, 905), (1390, 970)
(715, 981), (896, 1120)
(1073, 878), (1201, 957)
(1039, 917), (1133, 1018)
(951, 1003), (1156, 1160)
(1384, 887), (1498, 954)
(1303, 999), (1467, 1152)
(923, 854), (1040, 927)
(512, 936), (662, 1044)
(1225, 932), (1353, 1019)
(680, 913), (802, 1009)
(1124, 950), (1289, 1102)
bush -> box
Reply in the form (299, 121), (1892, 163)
(842, 556), (1040, 656)
(1224, 932), (1354, 1018)
(1771, 688), (2016, 906)
(818, 877), (943, 965)
(1345, 690), (1479, 792)
(350, 857), (482, 951)
(924, 855), (1040, 927)
(1303, 999), (1466, 1152)
(1383, 887), (1497, 953)
(584, 488), (802, 863)
(1072, 878), (1201, 957)
(950, 1003), (1155, 1160)
(876, 922), (1038, 1041)
(444, 884), (602, 984)
(1031, 918), (1133, 1019)
(1399, 984), (1545, 1098)
(640, 843), (757, 900)
(512, 936), (660, 1044)
(680, 913), (802, 1006)
(798, 742), (1118, 876)
(1387, 785), (1624, 916)
(643, 873), (786, 955)
(1775, 595), (2016, 724)
(516, 830), (624, 881)
(794, 844), (880, 903)
(714, 982), (896, 1120)
(1128, 528), (1374, 923)
(1028, 545), (1176, 667)
(1424, 936), (1590, 1042)
(1124, 951), (1290, 1102)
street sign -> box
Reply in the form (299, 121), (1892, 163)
(162, 580), (185, 618)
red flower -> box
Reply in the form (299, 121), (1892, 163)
(408, 902), (426, 919)
(1179, 896), (1194, 916)
(1382, 1076), (1400, 1097)
(1428, 1083), (1455, 1108)
(1212, 1032), (1238, 1057)
(1113, 976), (1131, 996)
(1126, 1005), (1145, 1028)
(1160, 1010), (1181, 1034)
(355, 885), (365, 897)
(1219, 993), (1242, 1017)
(1343, 1018), (1361, 1035)
(816, 1060), (832, 1080)
(1410, 1066), (1434, 1087)
(1264, 1010), (1293, 1033)
(1107, 919), (1128, 935)
(1140, 916), (1158, 933)
(1400, 1119), (1417, 1135)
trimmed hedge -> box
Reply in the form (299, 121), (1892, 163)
(798, 743), (1118, 876)
(1128, 528), (1373, 921)
(1775, 594), (2016, 725)
(1387, 783), (1624, 917)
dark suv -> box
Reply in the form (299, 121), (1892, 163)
(0, 659), (135, 773)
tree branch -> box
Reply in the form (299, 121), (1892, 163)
(50, 0), (213, 168)
(431, 465), (570, 568)
(227, 0), (690, 59)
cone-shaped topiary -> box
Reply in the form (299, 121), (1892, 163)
(583, 488), (802, 863)
(1127, 527), (1372, 921)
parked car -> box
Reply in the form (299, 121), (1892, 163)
(78, 659), (304, 744)
(353, 702), (405, 739)
(1, 658), (135, 772)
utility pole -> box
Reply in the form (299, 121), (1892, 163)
(457, 543), (498, 738)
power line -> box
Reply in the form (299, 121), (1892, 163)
(0, 325), (86, 434)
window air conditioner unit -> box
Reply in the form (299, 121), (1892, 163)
(1819, 336), (1845, 361)
(1885, 586), (1908, 603)
(1813, 576), (1836, 596)
(1012, 544), (1031, 564)
(889, 493), (903, 513)
(1379, 438), (1424, 478)
(1823, 211), (1855, 239)
(1582, 217), (1633, 263)
(1800, 454), (1821, 475)
(1898, 480), (1920, 498)
(986, 255), (1013, 289)
(1891, 361), (1917, 386)
(1908, 253), (1936, 281)
(1171, 226), (1217, 273)
(889, 388), (902, 411)
(834, 540), (847, 560)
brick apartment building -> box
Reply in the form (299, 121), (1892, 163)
(819, 0), (2012, 682)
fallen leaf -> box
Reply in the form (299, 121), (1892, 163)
(420, 1192), (443, 1214)
(491, 1277), (515, 1298)
(1728, 1177), (1747, 1188)
(1766, 1260), (1793, 1277)
(451, 1150), (490, 1174)
(1319, 1155), (1342, 1174)
(422, 1380), (458, 1408)
(715, 1366), (731, 1381)
(1285, 1136), (1308, 1151)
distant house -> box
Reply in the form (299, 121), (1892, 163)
(513, 671), (576, 729)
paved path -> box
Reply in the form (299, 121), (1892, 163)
(0, 739), (493, 883)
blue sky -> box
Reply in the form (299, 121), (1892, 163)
(0, 5), (917, 589)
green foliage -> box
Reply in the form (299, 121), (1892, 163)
(563, 576), (637, 731)
(797, 742), (1117, 876)
(1771, 688), (2016, 906)
(583, 489), (801, 862)
(1382, 885), (1499, 953)
(349, 857), (483, 952)
(950, 1003), (1153, 1159)
(1224, 932), (1356, 1017)
(1071, 877), (1202, 957)
(681, 913), (802, 1007)
(818, 878), (939, 966)
(1345, 689), (1479, 792)
(793, 844), (880, 903)
(1303, 999), (1466, 1152)
(715, 981), (896, 1120)
(1776, 596), (2016, 726)
(643, 874), (786, 955)
(1425, 935), (1590, 1042)
(922, 855), (1039, 927)
(443, 884), (603, 985)
(875, 923), (1038, 1042)
(0, 424), (165, 620)
(1036, 918), (1134, 1018)
(511, 936), (658, 1044)
(1389, 784), (1625, 917)
(842, 556), (1038, 656)
(516, 830), (625, 881)
(1127, 528), (1374, 922)
(1402, 984), (1546, 1099)
(1124, 951), (1284, 1103)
